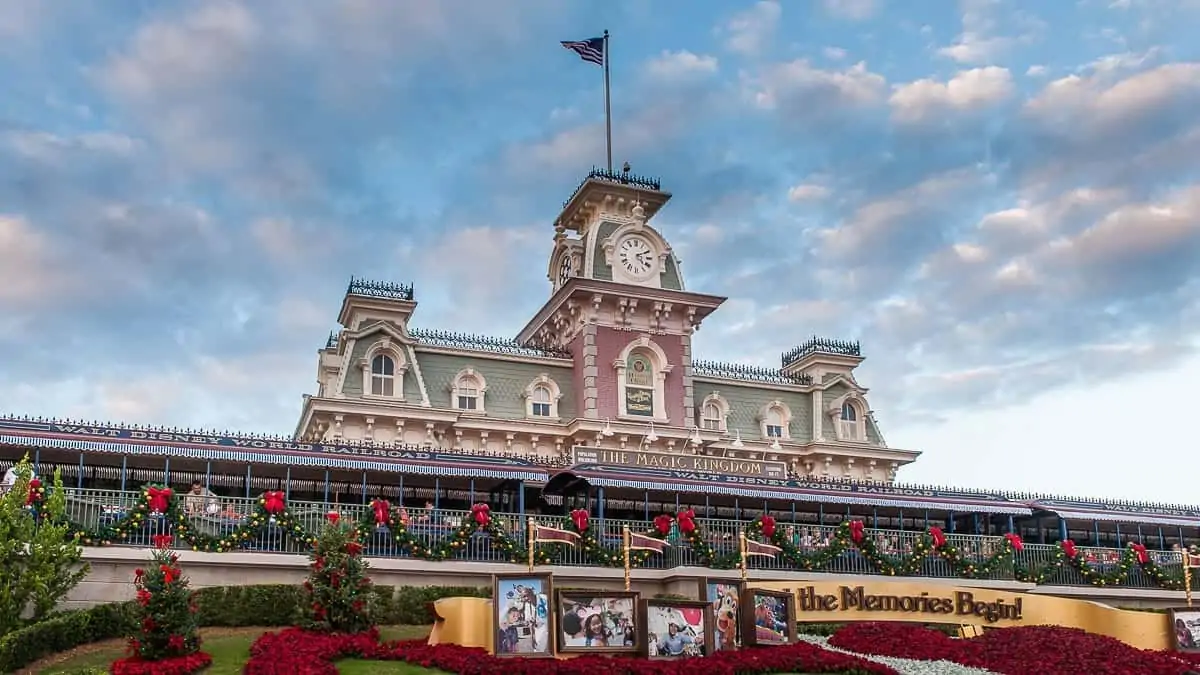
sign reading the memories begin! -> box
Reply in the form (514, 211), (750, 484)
(571, 447), (787, 479)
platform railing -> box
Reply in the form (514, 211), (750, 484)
(56, 488), (1198, 590)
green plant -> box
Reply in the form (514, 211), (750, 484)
(125, 537), (202, 660)
(0, 457), (89, 636)
(300, 517), (376, 633)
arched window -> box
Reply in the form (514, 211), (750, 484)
(701, 401), (722, 430)
(759, 401), (792, 441)
(360, 340), (407, 400)
(531, 386), (552, 417)
(839, 401), (863, 440)
(614, 337), (672, 421)
(370, 355), (395, 396)
(451, 369), (488, 413)
(624, 351), (655, 416)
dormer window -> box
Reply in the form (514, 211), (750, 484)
(361, 341), (407, 400)
(759, 401), (792, 441)
(839, 400), (865, 441)
(370, 355), (395, 396)
(451, 369), (488, 413)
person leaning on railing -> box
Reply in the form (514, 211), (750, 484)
(185, 480), (219, 516)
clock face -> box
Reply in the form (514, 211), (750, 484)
(557, 255), (573, 285)
(617, 235), (655, 278)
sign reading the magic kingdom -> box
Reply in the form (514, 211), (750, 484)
(571, 446), (788, 479)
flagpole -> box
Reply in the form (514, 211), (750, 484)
(603, 29), (612, 172)
(1184, 550), (1193, 608)
(623, 525), (631, 591)
(528, 518), (535, 573)
(739, 531), (748, 581)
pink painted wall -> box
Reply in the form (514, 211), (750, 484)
(593, 328), (686, 424)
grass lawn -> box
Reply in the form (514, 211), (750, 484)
(29, 625), (438, 675)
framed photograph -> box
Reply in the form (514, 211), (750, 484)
(698, 577), (743, 650)
(555, 589), (640, 654)
(741, 587), (796, 647)
(492, 574), (555, 657)
(639, 598), (714, 658)
(1169, 607), (1200, 653)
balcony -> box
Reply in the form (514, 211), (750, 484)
(56, 488), (1198, 592)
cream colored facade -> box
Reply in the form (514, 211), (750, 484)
(294, 171), (919, 482)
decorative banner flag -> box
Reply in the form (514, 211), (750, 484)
(535, 525), (579, 546)
(745, 539), (782, 559)
(628, 532), (669, 553)
(1187, 553), (1200, 568)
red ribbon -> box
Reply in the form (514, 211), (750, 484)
(849, 520), (865, 544)
(25, 478), (43, 506)
(1004, 533), (1024, 552)
(1131, 542), (1149, 564)
(146, 487), (173, 513)
(676, 509), (696, 534)
(346, 541), (364, 556)
(263, 491), (286, 515)
(928, 526), (947, 548)
(653, 514), (673, 535)
(471, 503), (491, 527)
(152, 534), (174, 549)
(570, 509), (589, 532)
(1061, 539), (1077, 559)
(326, 511), (340, 524)
(372, 499), (391, 525)
(759, 515), (776, 539)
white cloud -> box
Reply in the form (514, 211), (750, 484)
(788, 183), (832, 202)
(889, 66), (1014, 124)
(645, 50), (719, 82)
(937, 0), (1044, 64)
(822, 0), (877, 20)
(0, 215), (67, 306)
(721, 1), (781, 56)
(752, 60), (886, 110)
(1024, 62), (1200, 132)
(823, 46), (848, 60)
(1025, 64), (1047, 77)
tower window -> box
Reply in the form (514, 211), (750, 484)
(370, 355), (395, 397)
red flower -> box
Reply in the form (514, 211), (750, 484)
(652, 514), (673, 535)
(136, 589), (152, 606)
(1004, 532), (1024, 552)
(110, 651), (212, 675)
(676, 508), (696, 534)
(168, 634), (185, 650)
(928, 526), (947, 547)
(759, 514), (776, 538)
(263, 491), (287, 515)
(570, 508), (589, 532)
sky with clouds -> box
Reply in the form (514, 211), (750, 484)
(2, 0), (1198, 504)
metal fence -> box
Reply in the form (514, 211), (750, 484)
(59, 488), (1198, 590)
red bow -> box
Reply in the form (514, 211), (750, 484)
(676, 509), (696, 534)
(346, 541), (364, 556)
(372, 499), (391, 525)
(928, 526), (947, 548)
(146, 487), (173, 513)
(1130, 542), (1149, 564)
(326, 511), (340, 524)
(570, 509), (589, 532)
(1061, 539), (1077, 559)
(653, 514), (673, 535)
(263, 491), (286, 515)
(25, 478), (43, 506)
(1004, 533), (1024, 552)
(759, 515), (776, 539)
(152, 534), (174, 549)
(848, 520), (865, 544)
(471, 503), (491, 527)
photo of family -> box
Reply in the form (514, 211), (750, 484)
(700, 578), (742, 650)
(556, 591), (639, 653)
(1170, 608), (1200, 653)
(742, 588), (795, 646)
(492, 574), (553, 658)
(641, 599), (713, 658)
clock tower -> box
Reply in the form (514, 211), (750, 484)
(521, 168), (726, 429)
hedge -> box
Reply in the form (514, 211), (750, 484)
(0, 583), (489, 673)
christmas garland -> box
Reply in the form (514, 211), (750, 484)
(557, 508), (668, 568)
(1013, 539), (1186, 589)
(359, 500), (545, 564)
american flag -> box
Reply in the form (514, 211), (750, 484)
(628, 532), (669, 553)
(535, 525), (579, 546)
(561, 37), (604, 66)
(745, 539), (781, 559)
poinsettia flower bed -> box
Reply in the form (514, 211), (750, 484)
(829, 622), (1199, 675)
(243, 626), (898, 675)
(109, 651), (213, 675)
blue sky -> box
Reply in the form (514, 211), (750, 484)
(2, 0), (1199, 502)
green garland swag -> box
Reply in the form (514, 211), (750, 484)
(1013, 540), (1186, 589)
(361, 502), (546, 565)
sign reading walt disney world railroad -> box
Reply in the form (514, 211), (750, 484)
(571, 447), (788, 479)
